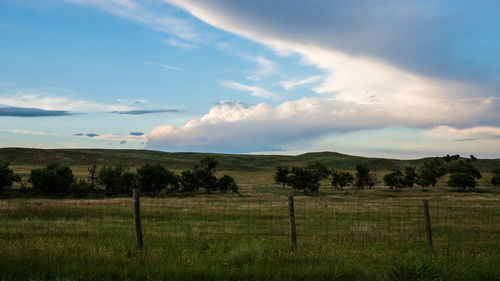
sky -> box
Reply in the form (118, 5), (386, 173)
(0, 0), (499, 159)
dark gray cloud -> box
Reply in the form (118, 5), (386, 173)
(120, 140), (127, 145)
(172, 0), (500, 88)
(112, 109), (179, 115)
(0, 106), (72, 117)
(129, 132), (144, 136)
(86, 133), (99, 137)
(73, 133), (84, 136)
(454, 138), (477, 142)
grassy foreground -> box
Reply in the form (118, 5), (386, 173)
(1, 175), (499, 281)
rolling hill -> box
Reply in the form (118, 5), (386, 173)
(1, 147), (499, 172)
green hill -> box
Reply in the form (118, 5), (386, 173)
(1, 147), (499, 172)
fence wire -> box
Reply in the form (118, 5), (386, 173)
(1, 195), (499, 252)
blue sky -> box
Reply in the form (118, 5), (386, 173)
(0, 0), (499, 158)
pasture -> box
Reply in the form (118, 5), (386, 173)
(1, 166), (499, 280)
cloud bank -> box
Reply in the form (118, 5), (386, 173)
(144, 0), (500, 153)
(0, 106), (72, 117)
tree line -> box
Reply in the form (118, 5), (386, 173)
(0, 156), (238, 197)
(274, 155), (499, 193)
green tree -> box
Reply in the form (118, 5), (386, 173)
(331, 170), (354, 191)
(97, 165), (132, 195)
(403, 166), (416, 187)
(446, 160), (481, 191)
(288, 166), (322, 194)
(217, 175), (239, 195)
(274, 166), (290, 189)
(87, 163), (97, 191)
(0, 162), (21, 194)
(491, 168), (500, 186)
(30, 163), (75, 195)
(194, 156), (218, 194)
(137, 163), (178, 195)
(355, 164), (374, 189)
(179, 169), (201, 192)
(70, 179), (92, 198)
(384, 170), (404, 190)
(416, 159), (446, 189)
(448, 172), (476, 191)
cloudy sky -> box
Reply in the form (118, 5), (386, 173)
(1, 0), (499, 158)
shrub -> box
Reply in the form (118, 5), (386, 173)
(30, 163), (75, 195)
(218, 175), (239, 195)
(70, 179), (92, 198)
(0, 162), (21, 194)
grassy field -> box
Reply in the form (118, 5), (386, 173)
(1, 177), (500, 280)
(1, 148), (499, 280)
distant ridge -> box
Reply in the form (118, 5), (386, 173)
(0, 148), (498, 172)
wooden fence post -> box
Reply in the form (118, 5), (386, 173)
(288, 193), (297, 249)
(133, 188), (143, 250)
(422, 199), (433, 251)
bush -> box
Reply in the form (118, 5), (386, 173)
(98, 165), (133, 195)
(29, 163), (75, 195)
(355, 164), (374, 189)
(70, 179), (92, 198)
(0, 162), (21, 194)
(137, 163), (178, 195)
(218, 175), (239, 195)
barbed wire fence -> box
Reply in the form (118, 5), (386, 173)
(1, 192), (499, 253)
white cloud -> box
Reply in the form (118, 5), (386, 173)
(145, 61), (184, 71)
(164, 38), (195, 50)
(221, 81), (277, 100)
(65, 0), (197, 40)
(245, 56), (276, 81)
(279, 76), (323, 91)
(425, 126), (500, 142)
(144, 0), (500, 153)
(0, 93), (133, 112)
(146, 96), (499, 152)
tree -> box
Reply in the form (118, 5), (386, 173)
(309, 161), (331, 180)
(217, 175), (239, 195)
(30, 163), (75, 195)
(88, 163), (97, 191)
(179, 169), (201, 192)
(416, 159), (446, 189)
(403, 166), (416, 187)
(355, 164), (374, 189)
(274, 166), (290, 189)
(97, 165), (132, 195)
(137, 163), (178, 195)
(448, 172), (476, 191)
(70, 179), (92, 198)
(446, 160), (481, 191)
(331, 170), (354, 191)
(491, 168), (500, 186)
(0, 162), (21, 194)
(194, 156), (218, 194)
(287, 166), (322, 194)
(383, 170), (404, 190)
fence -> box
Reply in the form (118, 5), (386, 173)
(1, 192), (499, 254)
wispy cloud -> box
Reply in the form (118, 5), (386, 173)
(112, 109), (180, 115)
(0, 93), (133, 112)
(145, 61), (184, 71)
(279, 76), (323, 91)
(129, 132), (144, 136)
(65, 0), (197, 41)
(0, 106), (72, 117)
(245, 56), (276, 82)
(164, 38), (195, 50)
(86, 133), (99, 137)
(0, 129), (63, 136)
(221, 80), (277, 100)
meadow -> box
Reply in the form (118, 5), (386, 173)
(0, 149), (499, 280)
